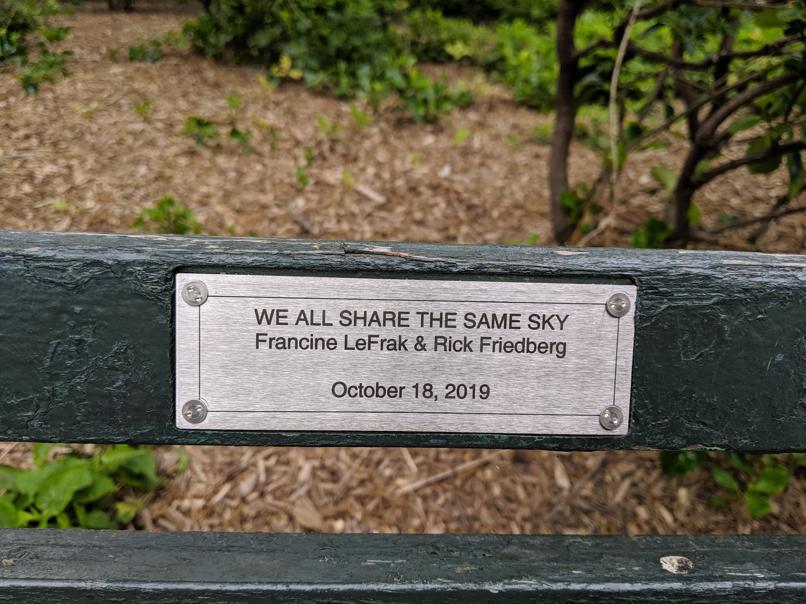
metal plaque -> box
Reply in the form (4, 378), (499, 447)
(175, 274), (636, 435)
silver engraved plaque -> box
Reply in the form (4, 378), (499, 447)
(175, 273), (636, 435)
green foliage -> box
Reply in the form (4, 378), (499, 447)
(660, 450), (707, 476)
(650, 165), (676, 192)
(402, 9), (556, 110)
(661, 451), (798, 519)
(2, 0), (70, 93)
(182, 115), (219, 145)
(630, 217), (670, 249)
(132, 195), (203, 235)
(228, 126), (253, 153)
(295, 147), (314, 189)
(128, 39), (162, 63)
(183, 0), (472, 122)
(1, 0), (62, 63)
(558, 184), (588, 226)
(0, 444), (160, 529)
(132, 97), (153, 121)
(18, 48), (69, 94)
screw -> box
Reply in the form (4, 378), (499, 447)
(182, 399), (208, 424)
(606, 292), (631, 318)
(182, 280), (208, 306)
(600, 405), (624, 431)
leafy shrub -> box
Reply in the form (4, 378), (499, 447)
(182, 115), (219, 145)
(402, 10), (556, 110)
(128, 39), (162, 62)
(661, 451), (805, 518)
(0, 0), (42, 62)
(132, 195), (203, 235)
(403, 8), (494, 63)
(0, 443), (161, 529)
(630, 217), (670, 249)
(18, 47), (69, 93)
(183, 0), (471, 122)
(1, 0), (70, 93)
(407, 0), (557, 23)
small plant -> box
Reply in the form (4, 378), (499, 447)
(630, 218), (670, 249)
(18, 49), (70, 94)
(506, 233), (541, 246)
(252, 117), (278, 151)
(453, 127), (471, 145)
(132, 195), (202, 235)
(504, 132), (522, 150)
(0, 443), (161, 529)
(661, 451), (804, 518)
(295, 148), (314, 190)
(181, 116), (218, 146)
(229, 127), (253, 154)
(226, 93), (241, 119)
(349, 104), (371, 128)
(316, 115), (341, 137)
(128, 40), (162, 63)
(132, 98), (153, 122)
(532, 123), (552, 145)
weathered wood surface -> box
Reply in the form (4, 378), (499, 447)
(1, 230), (805, 450)
(0, 530), (804, 602)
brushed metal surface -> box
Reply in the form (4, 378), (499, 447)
(175, 274), (636, 435)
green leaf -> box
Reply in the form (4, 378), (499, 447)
(660, 451), (706, 477)
(728, 114), (762, 135)
(748, 464), (789, 495)
(727, 452), (755, 475)
(74, 504), (116, 529)
(0, 499), (21, 528)
(33, 443), (54, 468)
(712, 467), (741, 494)
(34, 463), (94, 518)
(650, 165), (676, 191)
(115, 499), (143, 524)
(687, 201), (701, 227)
(630, 218), (669, 249)
(118, 452), (160, 489)
(745, 491), (771, 518)
(99, 445), (148, 472)
(74, 474), (117, 504)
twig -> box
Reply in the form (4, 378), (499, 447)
(0, 443), (19, 465)
(609, 0), (643, 204)
(706, 201), (806, 234)
(395, 450), (507, 495)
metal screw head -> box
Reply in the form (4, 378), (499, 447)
(182, 399), (208, 424)
(606, 292), (631, 318)
(600, 405), (624, 431)
(182, 280), (208, 306)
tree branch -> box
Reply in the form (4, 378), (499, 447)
(696, 141), (806, 184)
(698, 72), (799, 139)
(706, 202), (806, 235)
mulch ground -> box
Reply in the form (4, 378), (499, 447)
(0, 3), (803, 534)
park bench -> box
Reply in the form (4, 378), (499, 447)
(0, 229), (804, 601)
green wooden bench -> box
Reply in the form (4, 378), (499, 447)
(1, 230), (804, 601)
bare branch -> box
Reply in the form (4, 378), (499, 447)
(706, 202), (806, 235)
(609, 0), (643, 203)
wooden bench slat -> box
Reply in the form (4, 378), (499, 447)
(1, 230), (805, 450)
(0, 530), (804, 602)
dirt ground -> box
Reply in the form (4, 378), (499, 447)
(0, 4), (804, 534)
